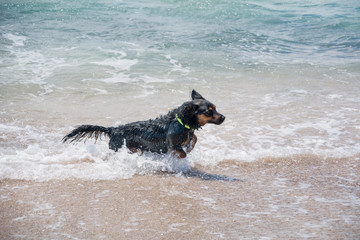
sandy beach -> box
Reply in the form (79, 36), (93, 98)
(1, 155), (359, 240)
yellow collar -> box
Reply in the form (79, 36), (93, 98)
(176, 113), (193, 130)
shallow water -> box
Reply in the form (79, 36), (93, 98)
(1, 1), (360, 179)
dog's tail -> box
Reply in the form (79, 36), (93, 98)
(62, 125), (112, 143)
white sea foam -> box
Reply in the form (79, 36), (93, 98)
(92, 57), (138, 71)
(91, 88), (108, 95)
(139, 75), (174, 83)
(88, 52), (139, 84)
(164, 54), (190, 74)
(96, 72), (133, 84)
(2, 46), (68, 86)
(3, 33), (27, 47)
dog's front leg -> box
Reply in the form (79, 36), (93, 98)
(185, 134), (197, 153)
(167, 123), (188, 158)
(128, 147), (143, 156)
(170, 146), (187, 158)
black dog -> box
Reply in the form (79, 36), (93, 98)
(63, 90), (225, 158)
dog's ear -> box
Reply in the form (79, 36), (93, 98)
(191, 90), (205, 100)
(192, 103), (199, 112)
(185, 102), (199, 112)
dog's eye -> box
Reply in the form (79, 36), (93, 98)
(205, 110), (213, 116)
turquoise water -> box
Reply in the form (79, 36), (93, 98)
(2, 0), (359, 75)
(1, 0), (360, 180)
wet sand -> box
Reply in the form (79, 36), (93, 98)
(1, 155), (359, 239)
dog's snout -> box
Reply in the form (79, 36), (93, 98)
(220, 115), (225, 122)
(215, 114), (225, 125)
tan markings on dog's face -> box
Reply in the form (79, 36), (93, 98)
(198, 114), (213, 126)
(208, 105), (216, 111)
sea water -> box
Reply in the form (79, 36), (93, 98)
(1, 0), (360, 180)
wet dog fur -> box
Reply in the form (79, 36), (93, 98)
(62, 90), (225, 158)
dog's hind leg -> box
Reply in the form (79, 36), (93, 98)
(108, 134), (124, 152)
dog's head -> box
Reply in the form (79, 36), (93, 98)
(190, 90), (225, 127)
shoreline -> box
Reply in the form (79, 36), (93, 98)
(1, 156), (359, 239)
